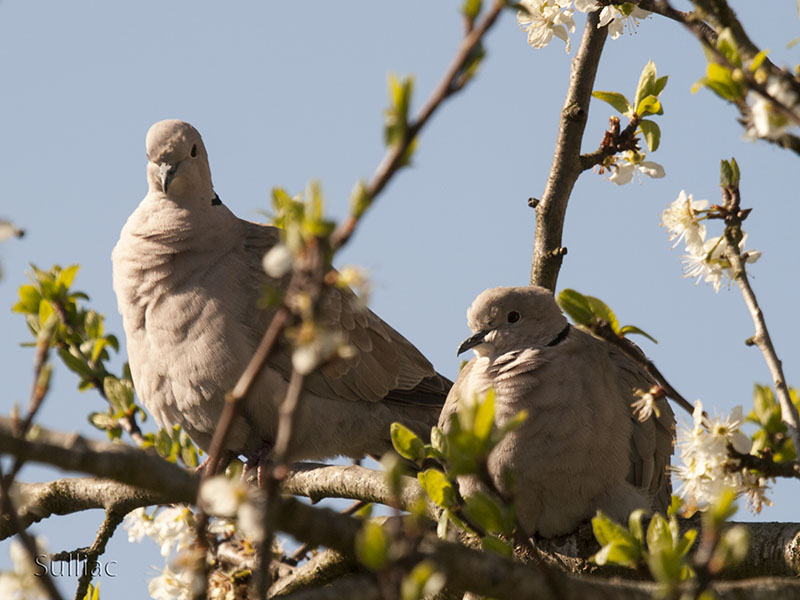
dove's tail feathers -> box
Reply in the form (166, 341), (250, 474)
(383, 372), (453, 407)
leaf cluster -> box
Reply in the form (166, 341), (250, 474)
(556, 288), (657, 344)
(593, 60), (668, 152)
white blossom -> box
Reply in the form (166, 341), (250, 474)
(0, 538), (49, 600)
(517, 0), (576, 53)
(607, 152), (664, 185)
(148, 564), (193, 600)
(631, 388), (661, 422)
(152, 506), (195, 558)
(661, 190), (708, 253)
(681, 234), (761, 293)
(574, 1), (650, 39)
(292, 330), (354, 375)
(675, 400), (771, 512)
(262, 244), (293, 278)
(124, 507), (156, 544)
(745, 76), (799, 141)
(199, 475), (266, 542)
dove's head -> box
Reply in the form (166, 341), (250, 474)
(145, 120), (214, 201)
(457, 286), (569, 357)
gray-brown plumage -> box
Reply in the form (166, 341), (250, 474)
(112, 120), (450, 463)
(438, 286), (673, 538)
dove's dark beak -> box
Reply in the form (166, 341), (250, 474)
(457, 329), (491, 355)
(159, 162), (177, 193)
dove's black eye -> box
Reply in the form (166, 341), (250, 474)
(190, 144), (198, 158)
(507, 311), (521, 324)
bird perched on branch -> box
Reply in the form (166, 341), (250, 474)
(112, 119), (450, 467)
(439, 286), (674, 538)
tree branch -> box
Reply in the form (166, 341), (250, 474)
(331, 0), (505, 250)
(531, 10), (608, 291)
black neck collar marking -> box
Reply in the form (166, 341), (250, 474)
(211, 193), (222, 206)
(546, 324), (571, 347)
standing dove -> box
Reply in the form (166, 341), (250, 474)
(112, 119), (450, 466)
(438, 286), (674, 538)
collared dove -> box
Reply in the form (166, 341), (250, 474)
(112, 119), (450, 466)
(438, 286), (674, 538)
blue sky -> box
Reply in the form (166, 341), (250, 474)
(1, 2), (798, 597)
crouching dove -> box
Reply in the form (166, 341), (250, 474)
(438, 286), (674, 538)
(112, 119), (451, 468)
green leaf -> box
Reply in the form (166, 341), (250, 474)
(462, 0), (482, 20)
(716, 28), (742, 67)
(85, 310), (102, 339)
(675, 527), (698, 558)
(355, 521), (389, 571)
(556, 289), (594, 327)
(592, 91), (632, 115)
(401, 560), (445, 600)
(473, 388), (495, 444)
(646, 514), (673, 554)
(417, 469), (456, 509)
(749, 49), (768, 72)
(585, 295), (619, 333)
(634, 60), (658, 112)
(591, 511), (641, 567)
(82, 582), (100, 600)
(619, 324), (658, 344)
(638, 119), (661, 152)
(56, 264), (80, 291)
(390, 422), (426, 461)
(481, 534), (513, 557)
(38, 299), (54, 327)
(464, 492), (508, 535)
(88, 411), (115, 431)
(350, 179), (372, 219)
(430, 426), (448, 457)
(13, 284), (41, 314)
(57, 347), (92, 379)
(104, 376), (134, 414)
(636, 95), (662, 117)
(628, 509), (645, 544)
(653, 75), (669, 96)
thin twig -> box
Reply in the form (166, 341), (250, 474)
(252, 369), (307, 599)
(639, 0), (800, 146)
(331, 0), (505, 251)
(719, 185), (800, 466)
(72, 509), (124, 600)
(530, 10), (608, 291)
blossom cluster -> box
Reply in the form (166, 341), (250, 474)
(0, 538), (49, 600)
(517, 0), (650, 53)
(675, 401), (771, 513)
(123, 477), (268, 600)
(661, 190), (761, 292)
(746, 76), (800, 141)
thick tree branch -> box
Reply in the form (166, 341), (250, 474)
(283, 463), (432, 517)
(0, 417), (198, 500)
(531, 11), (608, 291)
(269, 549), (356, 597)
(4, 426), (800, 592)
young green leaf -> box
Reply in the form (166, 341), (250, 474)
(391, 422), (426, 461)
(355, 521), (389, 571)
(417, 469), (456, 509)
(638, 119), (661, 152)
(592, 91), (632, 115)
